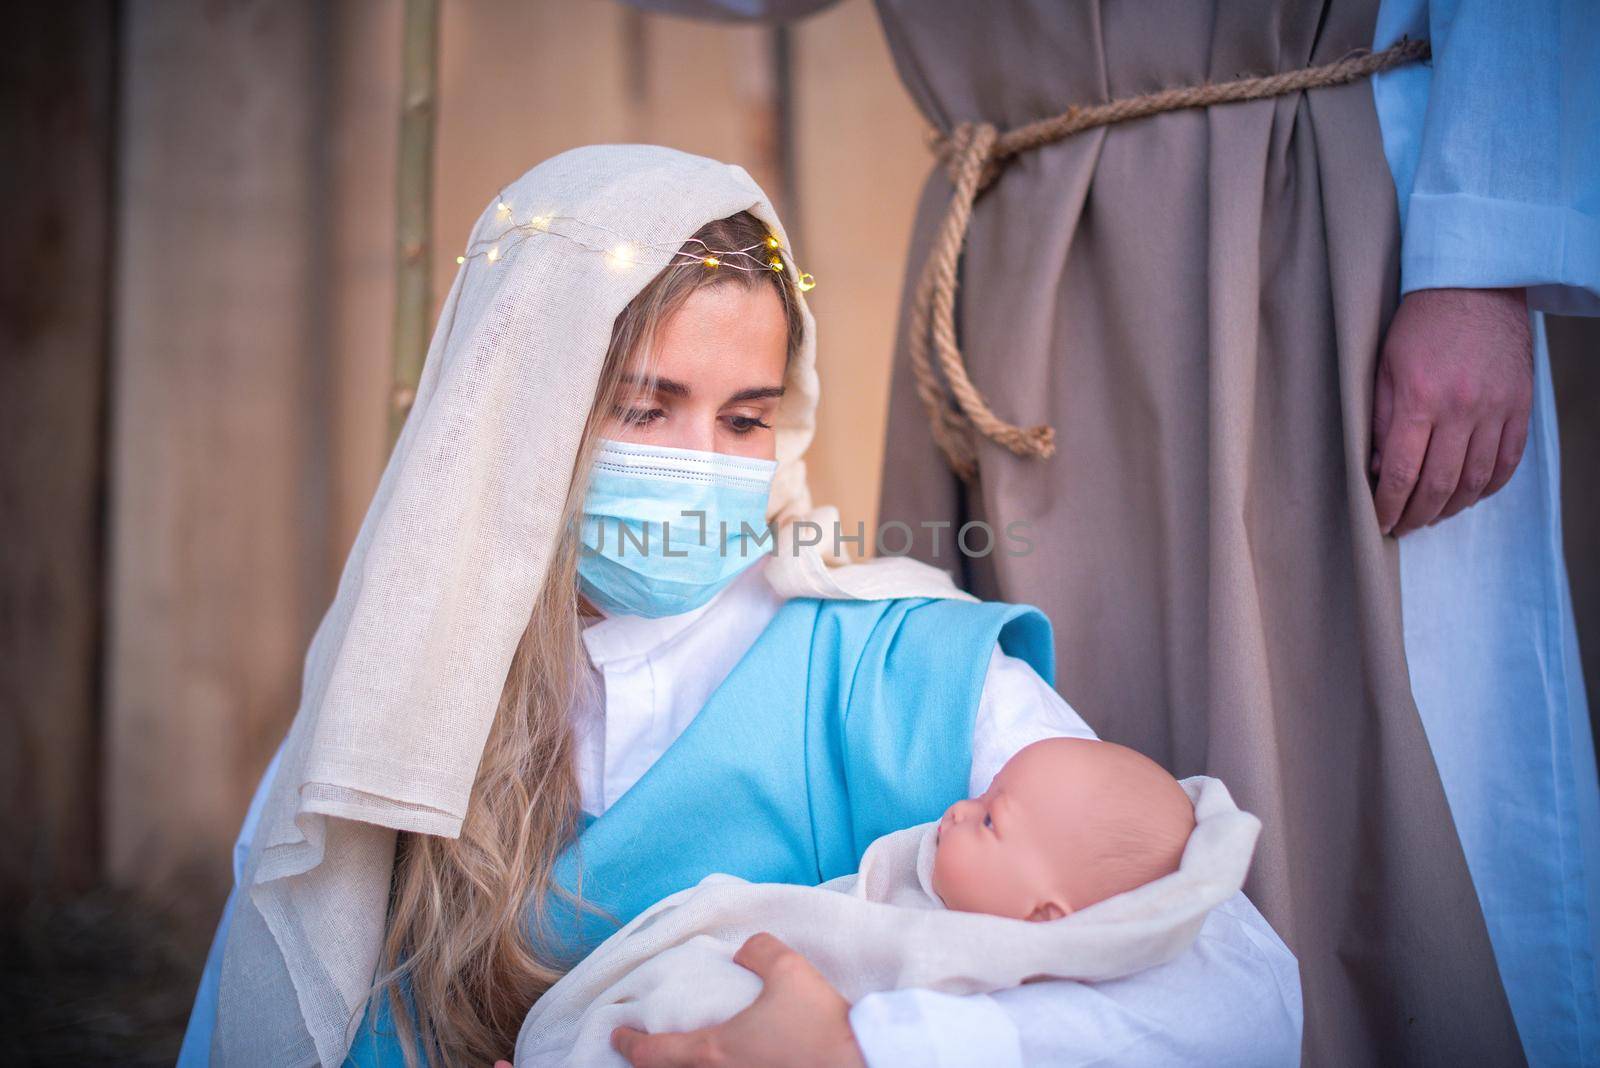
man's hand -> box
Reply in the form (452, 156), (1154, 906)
(611, 933), (866, 1068)
(1371, 287), (1532, 536)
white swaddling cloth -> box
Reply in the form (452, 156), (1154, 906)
(515, 776), (1260, 1067)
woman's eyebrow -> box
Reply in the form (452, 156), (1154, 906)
(727, 385), (785, 403)
(621, 372), (690, 397)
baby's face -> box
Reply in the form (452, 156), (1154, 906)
(931, 751), (1075, 921)
(931, 738), (1194, 921)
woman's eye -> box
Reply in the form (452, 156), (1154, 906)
(615, 407), (664, 426)
(725, 415), (773, 435)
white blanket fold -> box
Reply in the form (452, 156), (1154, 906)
(516, 776), (1260, 1067)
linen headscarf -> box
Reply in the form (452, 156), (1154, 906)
(214, 144), (971, 1066)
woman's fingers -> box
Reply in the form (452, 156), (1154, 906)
(732, 931), (800, 981)
(611, 1025), (720, 1068)
(611, 1027), (650, 1064)
(607, 935), (816, 1067)
(1395, 421), (1470, 534)
(613, 936), (860, 1068)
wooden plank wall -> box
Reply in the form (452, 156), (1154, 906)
(0, 1), (115, 905)
(106, 0), (328, 914)
(4, 0), (1598, 930)
(97, 0), (927, 914)
(791, 4), (928, 544)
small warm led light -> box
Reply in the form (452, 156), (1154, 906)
(530, 214), (551, 231)
(703, 256), (720, 268)
(456, 255), (466, 265)
(768, 256), (784, 271)
(765, 235), (780, 249)
(797, 272), (816, 292)
(487, 246), (501, 263)
(607, 242), (636, 269)
(497, 200), (512, 215)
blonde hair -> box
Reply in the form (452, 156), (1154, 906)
(376, 210), (803, 1065)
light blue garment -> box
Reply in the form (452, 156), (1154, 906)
(177, 746), (284, 1067)
(1375, 2), (1600, 1064)
(1398, 320), (1600, 1067)
(1374, 0), (1600, 315)
(341, 594), (1054, 1065)
(545, 596), (1051, 957)
(577, 438), (777, 618)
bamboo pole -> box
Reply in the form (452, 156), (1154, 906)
(389, 0), (440, 447)
(770, 25), (801, 250)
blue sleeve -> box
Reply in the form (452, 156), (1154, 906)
(1374, 0), (1600, 314)
(175, 744), (287, 1066)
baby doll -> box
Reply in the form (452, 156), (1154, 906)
(515, 738), (1257, 1067)
(932, 737), (1197, 921)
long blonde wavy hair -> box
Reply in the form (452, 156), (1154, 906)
(375, 209), (805, 1066)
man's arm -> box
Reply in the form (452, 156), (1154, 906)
(1370, 0), (1599, 533)
(1371, 286), (1531, 535)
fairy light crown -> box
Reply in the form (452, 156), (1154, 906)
(454, 195), (817, 292)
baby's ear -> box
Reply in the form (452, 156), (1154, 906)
(1026, 900), (1070, 923)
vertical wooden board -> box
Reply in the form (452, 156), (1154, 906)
(791, 0), (926, 551)
(633, 13), (781, 199)
(432, 0), (632, 306)
(327, 0), (403, 575)
(0, 1), (115, 901)
(430, 2), (779, 306)
(107, 0), (321, 909)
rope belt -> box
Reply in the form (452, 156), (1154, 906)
(911, 37), (1431, 480)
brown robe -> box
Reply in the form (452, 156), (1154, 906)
(869, 1), (1523, 1064)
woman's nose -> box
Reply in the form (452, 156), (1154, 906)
(658, 415), (717, 454)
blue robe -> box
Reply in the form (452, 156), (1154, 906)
(1374, 4), (1600, 1063)
(325, 595), (1049, 1066)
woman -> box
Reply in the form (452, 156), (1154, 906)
(181, 145), (1299, 1067)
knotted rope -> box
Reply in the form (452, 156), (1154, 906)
(911, 37), (1431, 480)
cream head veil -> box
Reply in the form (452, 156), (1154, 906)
(214, 145), (970, 1066)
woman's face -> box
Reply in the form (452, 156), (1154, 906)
(605, 282), (789, 460)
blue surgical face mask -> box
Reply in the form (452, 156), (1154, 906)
(576, 438), (778, 619)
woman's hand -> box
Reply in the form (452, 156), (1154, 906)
(1371, 287), (1532, 536)
(611, 933), (866, 1068)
